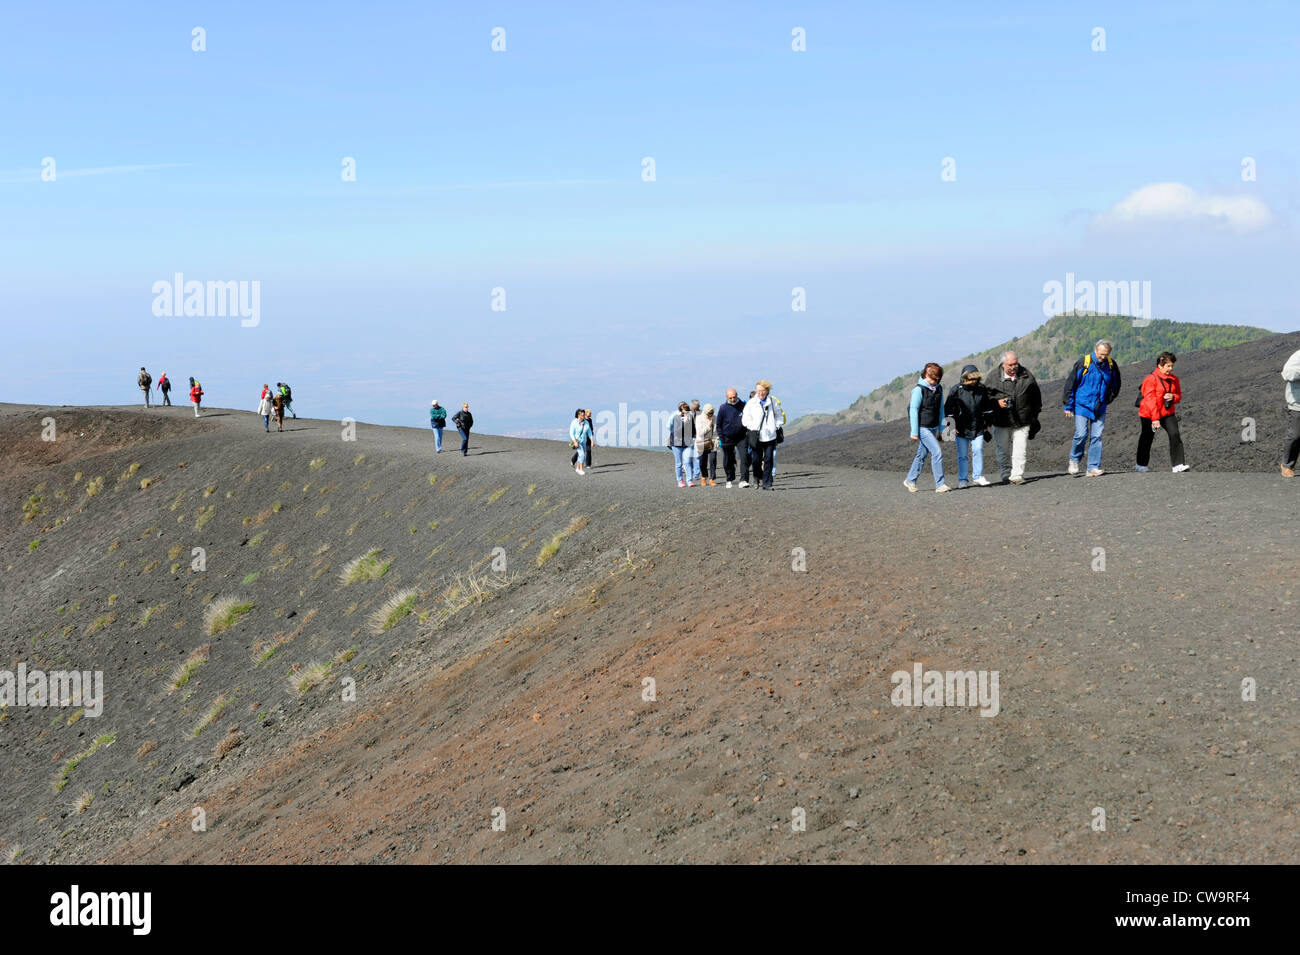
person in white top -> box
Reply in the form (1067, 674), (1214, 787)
(741, 379), (781, 490)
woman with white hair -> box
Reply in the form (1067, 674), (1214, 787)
(741, 380), (781, 489)
(695, 403), (718, 486)
(429, 400), (447, 452)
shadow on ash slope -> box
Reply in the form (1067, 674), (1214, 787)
(2, 404), (1298, 864)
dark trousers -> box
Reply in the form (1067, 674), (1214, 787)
(161, 390), (171, 406)
(457, 428), (469, 455)
(1285, 409), (1300, 468)
(1136, 414), (1184, 468)
(701, 448), (717, 481)
(750, 436), (777, 488)
(721, 441), (747, 482)
(585, 437), (593, 467)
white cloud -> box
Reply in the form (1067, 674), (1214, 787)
(1095, 182), (1272, 234)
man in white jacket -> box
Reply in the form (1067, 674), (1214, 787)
(741, 379), (781, 490)
(1281, 349), (1300, 477)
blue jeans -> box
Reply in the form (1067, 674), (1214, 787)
(262, 414), (270, 431)
(685, 447), (700, 482)
(432, 424), (443, 451)
(1070, 413), (1105, 470)
(906, 428), (946, 486)
(954, 434), (984, 482)
(671, 445), (693, 482)
(457, 427), (469, 455)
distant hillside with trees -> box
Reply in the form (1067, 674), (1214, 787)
(787, 314), (1272, 434)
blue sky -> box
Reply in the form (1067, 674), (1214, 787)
(2, 1), (1297, 436)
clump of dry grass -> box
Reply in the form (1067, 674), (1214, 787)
(191, 693), (232, 737)
(214, 731), (243, 759)
(167, 645), (211, 693)
(74, 791), (94, 814)
(136, 740), (158, 761)
(204, 596), (253, 635)
(369, 589), (418, 634)
(338, 549), (391, 585)
(536, 515), (589, 567)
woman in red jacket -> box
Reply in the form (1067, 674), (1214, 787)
(189, 377), (204, 417)
(1135, 352), (1188, 472)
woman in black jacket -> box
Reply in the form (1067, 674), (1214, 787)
(943, 365), (996, 487)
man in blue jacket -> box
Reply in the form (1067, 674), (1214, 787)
(1063, 339), (1121, 477)
(715, 388), (749, 487)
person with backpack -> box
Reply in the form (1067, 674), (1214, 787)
(1134, 352), (1189, 472)
(570, 408), (592, 476)
(904, 363), (949, 493)
(451, 403), (473, 456)
(668, 401), (696, 487)
(742, 379), (781, 490)
(157, 372), (172, 406)
(1063, 339), (1121, 477)
(189, 377), (204, 416)
(944, 365), (996, 488)
(257, 388), (274, 432)
(276, 382), (296, 418)
(1281, 348), (1300, 478)
(137, 367), (152, 407)
(430, 400), (448, 452)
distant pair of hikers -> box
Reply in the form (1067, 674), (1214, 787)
(430, 401), (473, 455)
(257, 384), (288, 432)
(138, 368), (174, 406)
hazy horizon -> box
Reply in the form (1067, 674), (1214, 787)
(4, 2), (1297, 435)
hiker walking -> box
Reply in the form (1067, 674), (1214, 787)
(944, 364), (995, 488)
(584, 409), (595, 468)
(767, 392), (787, 478)
(1281, 347), (1300, 478)
(695, 403), (718, 486)
(1064, 339), (1121, 477)
(1135, 352), (1188, 473)
(742, 379), (781, 490)
(257, 388), (273, 432)
(669, 401), (696, 487)
(570, 408), (592, 476)
(985, 351), (1041, 484)
(137, 367), (152, 407)
(158, 372), (172, 406)
(430, 400), (447, 452)
(270, 391), (286, 431)
(189, 377), (203, 416)
(277, 382), (296, 419)
(451, 403), (473, 456)
(716, 388), (749, 488)
(904, 363), (949, 493)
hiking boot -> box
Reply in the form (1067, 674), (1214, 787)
(903, 480), (917, 493)
(973, 476), (991, 486)
(708, 479), (717, 486)
(1067, 460), (1080, 475)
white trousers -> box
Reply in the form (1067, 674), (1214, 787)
(992, 425), (1029, 480)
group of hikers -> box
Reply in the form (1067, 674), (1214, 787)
(256, 383), (297, 432)
(904, 339), (1188, 492)
(136, 368), (204, 416)
(569, 384), (789, 485)
(429, 400), (474, 455)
